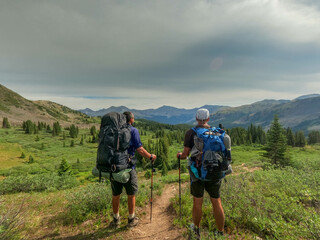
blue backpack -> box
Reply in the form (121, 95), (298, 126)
(189, 127), (230, 181)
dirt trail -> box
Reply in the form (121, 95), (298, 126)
(116, 184), (185, 240)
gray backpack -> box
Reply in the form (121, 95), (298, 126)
(96, 112), (131, 174)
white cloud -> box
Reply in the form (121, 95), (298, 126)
(0, 0), (320, 110)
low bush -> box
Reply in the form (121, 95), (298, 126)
(0, 173), (79, 194)
(161, 173), (189, 184)
(64, 183), (112, 223)
(0, 197), (25, 240)
(172, 168), (320, 240)
(64, 180), (152, 224)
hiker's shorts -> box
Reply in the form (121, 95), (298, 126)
(190, 179), (222, 198)
(111, 169), (138, 196)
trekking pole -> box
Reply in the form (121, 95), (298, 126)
(150, 160), (154, 223)
(178, 154), (182, 219)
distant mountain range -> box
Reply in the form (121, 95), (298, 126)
(210, 95), (320, 132)
(79, 105), (229, 125)
(79, 94), (320, 132)
(1, 83), (320, 132)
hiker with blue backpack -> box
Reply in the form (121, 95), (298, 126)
(95, 111), (156, 229)
(177, 108), (232, 239)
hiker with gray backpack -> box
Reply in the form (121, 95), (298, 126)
(94, 111), (156, 228)
(177, 108), (232, 239)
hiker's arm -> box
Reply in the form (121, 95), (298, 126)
(177, 147), (190, 160)
(136, 146), (157, 161)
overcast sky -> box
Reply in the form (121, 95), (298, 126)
(1, 0), (320, 110)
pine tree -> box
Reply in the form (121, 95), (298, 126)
(263, 115), (291, 167)
(2, 117), (10, 129)
(69, 124), (78, 138)
(35, 135), (40, 141)
(25, 120), (36, 134)
(295, 131), (306, 147)
(20, 152), (26, 158)
(308, 131), (320, 144)
(28, 155), (34, 164)
(90, 126), (96, 136)
(37, 121), (42, 131)
(58, 158), (71, 176)
(52, 122), (62, 136)
(286, 128), (295, 147)
(161, 160), (168, 176)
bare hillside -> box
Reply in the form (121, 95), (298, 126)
(0, 84), (91, 126)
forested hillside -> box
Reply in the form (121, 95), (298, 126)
(211, 96), (320, 132)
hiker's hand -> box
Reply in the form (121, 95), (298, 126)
(177, 152), (182, 159)
(150, 154), (156, 162)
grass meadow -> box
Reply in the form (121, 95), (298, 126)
(0, 126), (319, 239)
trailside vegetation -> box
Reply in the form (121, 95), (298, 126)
(0, 116), (319, 239)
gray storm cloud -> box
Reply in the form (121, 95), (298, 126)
(0, 0), (319, 109)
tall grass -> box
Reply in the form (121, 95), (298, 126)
(171, 166), (320, 240)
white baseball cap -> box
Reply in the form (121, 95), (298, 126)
(196, 108), (210, 120)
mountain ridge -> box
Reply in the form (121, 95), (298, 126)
(78, 104), (230, 125)
(1, 84), (320, 132)
(0, 84), (91, 126)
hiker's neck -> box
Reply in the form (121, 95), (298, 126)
(197, 123), (210, 128)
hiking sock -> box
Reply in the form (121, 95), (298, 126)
(128, 213), (135, 220)
(113, 213), (120, 219)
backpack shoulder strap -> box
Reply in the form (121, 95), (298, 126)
(192, 127), (209, 137)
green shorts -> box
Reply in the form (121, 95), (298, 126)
(111, 169), (138, 196)
(190, 179), (222, 198)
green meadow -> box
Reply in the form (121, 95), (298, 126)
(0, 124), (319, 239)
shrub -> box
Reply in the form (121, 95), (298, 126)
(64, 183), (112, 223)
(181, 164), (187, 173)
(171, 168), (320, 239)
(0, 173), (79, 194)
(0, 197), (25, 240)
(144, 170), (151, 179)
(28, 155), (34, 164)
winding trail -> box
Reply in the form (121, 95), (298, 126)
(116, 184), (185, 240)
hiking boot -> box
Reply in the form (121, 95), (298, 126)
(127, 216), (139, 227)
(188, 224), (200, 240)
(109, 217), (120, 229)
(214, 230), (224, 238)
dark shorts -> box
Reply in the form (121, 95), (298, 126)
(190, 179), (222, 198)
(111, 169), (138, 196)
